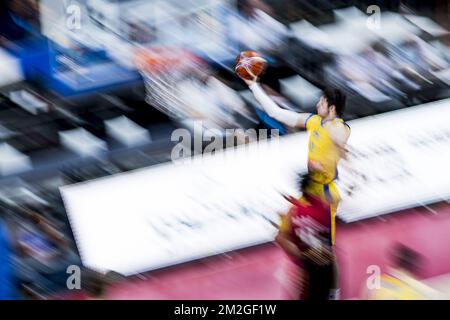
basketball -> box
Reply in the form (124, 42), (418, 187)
(235, 51), (268, 81)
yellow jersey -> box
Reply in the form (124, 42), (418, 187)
(370, 272), (435, 300)
(303, 114), (350, 245)
(305, 114), (349, 185)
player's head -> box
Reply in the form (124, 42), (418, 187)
(237, 0), (254, 18)
(83, 269), (108, 299)
(391, 243), (422, 276)
(317, 88), (346, 118)
(296, 172), (312, 196)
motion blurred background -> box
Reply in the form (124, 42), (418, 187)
(0, 0), (450, 299)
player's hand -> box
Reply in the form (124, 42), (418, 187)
(281, 194), (300, 206)
(30, 212), (42, 225)
(243, 77), (258, 86)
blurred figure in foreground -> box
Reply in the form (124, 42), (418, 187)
(0, 218), (16, 299)
(80, 270), (124, 300)
(0, 0), (41, 48)
(368, 244), (440, 300)
(81, 270), (109, 300)
(276, 173), (335, 300)
(10, 207), (80, 298)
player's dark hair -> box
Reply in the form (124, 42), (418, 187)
(296, 172), (311, 194)
(323, 87), (346, 117)
(236, 0), (252, 17)
(83, 269), (107, 298)
(392, 243), (422, 275)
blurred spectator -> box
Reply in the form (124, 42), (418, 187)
(0, 218), (16, 299)
(229, 0), (288, 54)
(388, 36), (448, 75)
(0, 0), (41, 47)
(10, 207), (80, 298)
(176, 71), (252, 129)
(0, 0), (50, 82)
(336, 45), (413, 100)
(333, 33), (450, 103)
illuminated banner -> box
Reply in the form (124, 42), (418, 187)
(61, 99), (450, 275)
(336, 98), (450, 222)
(61, 135), (304, 275)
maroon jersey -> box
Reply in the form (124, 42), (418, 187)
(286, 195), (332, 252)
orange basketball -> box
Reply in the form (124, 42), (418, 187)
(235, 51), (268, 81)
(135, 47), (205, 75)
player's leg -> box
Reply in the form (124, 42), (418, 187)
(325, 182), (341, 299)
(329, 201), (341, 299)
(304, 181), (341, 299)
(303, 258), (333, 300)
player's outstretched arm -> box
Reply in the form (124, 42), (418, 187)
(244, 78), (311, 129)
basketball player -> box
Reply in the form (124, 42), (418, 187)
(276, 173), (334, 300)
(367, 244), (440, 300)
(243, 77), (350, 299)
(82, 270), (123, 300)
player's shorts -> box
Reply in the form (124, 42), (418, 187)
(305, 180), (341, 246)
(302, 258), (334, 300)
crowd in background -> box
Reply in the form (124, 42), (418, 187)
(0, 0), (449, 299)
